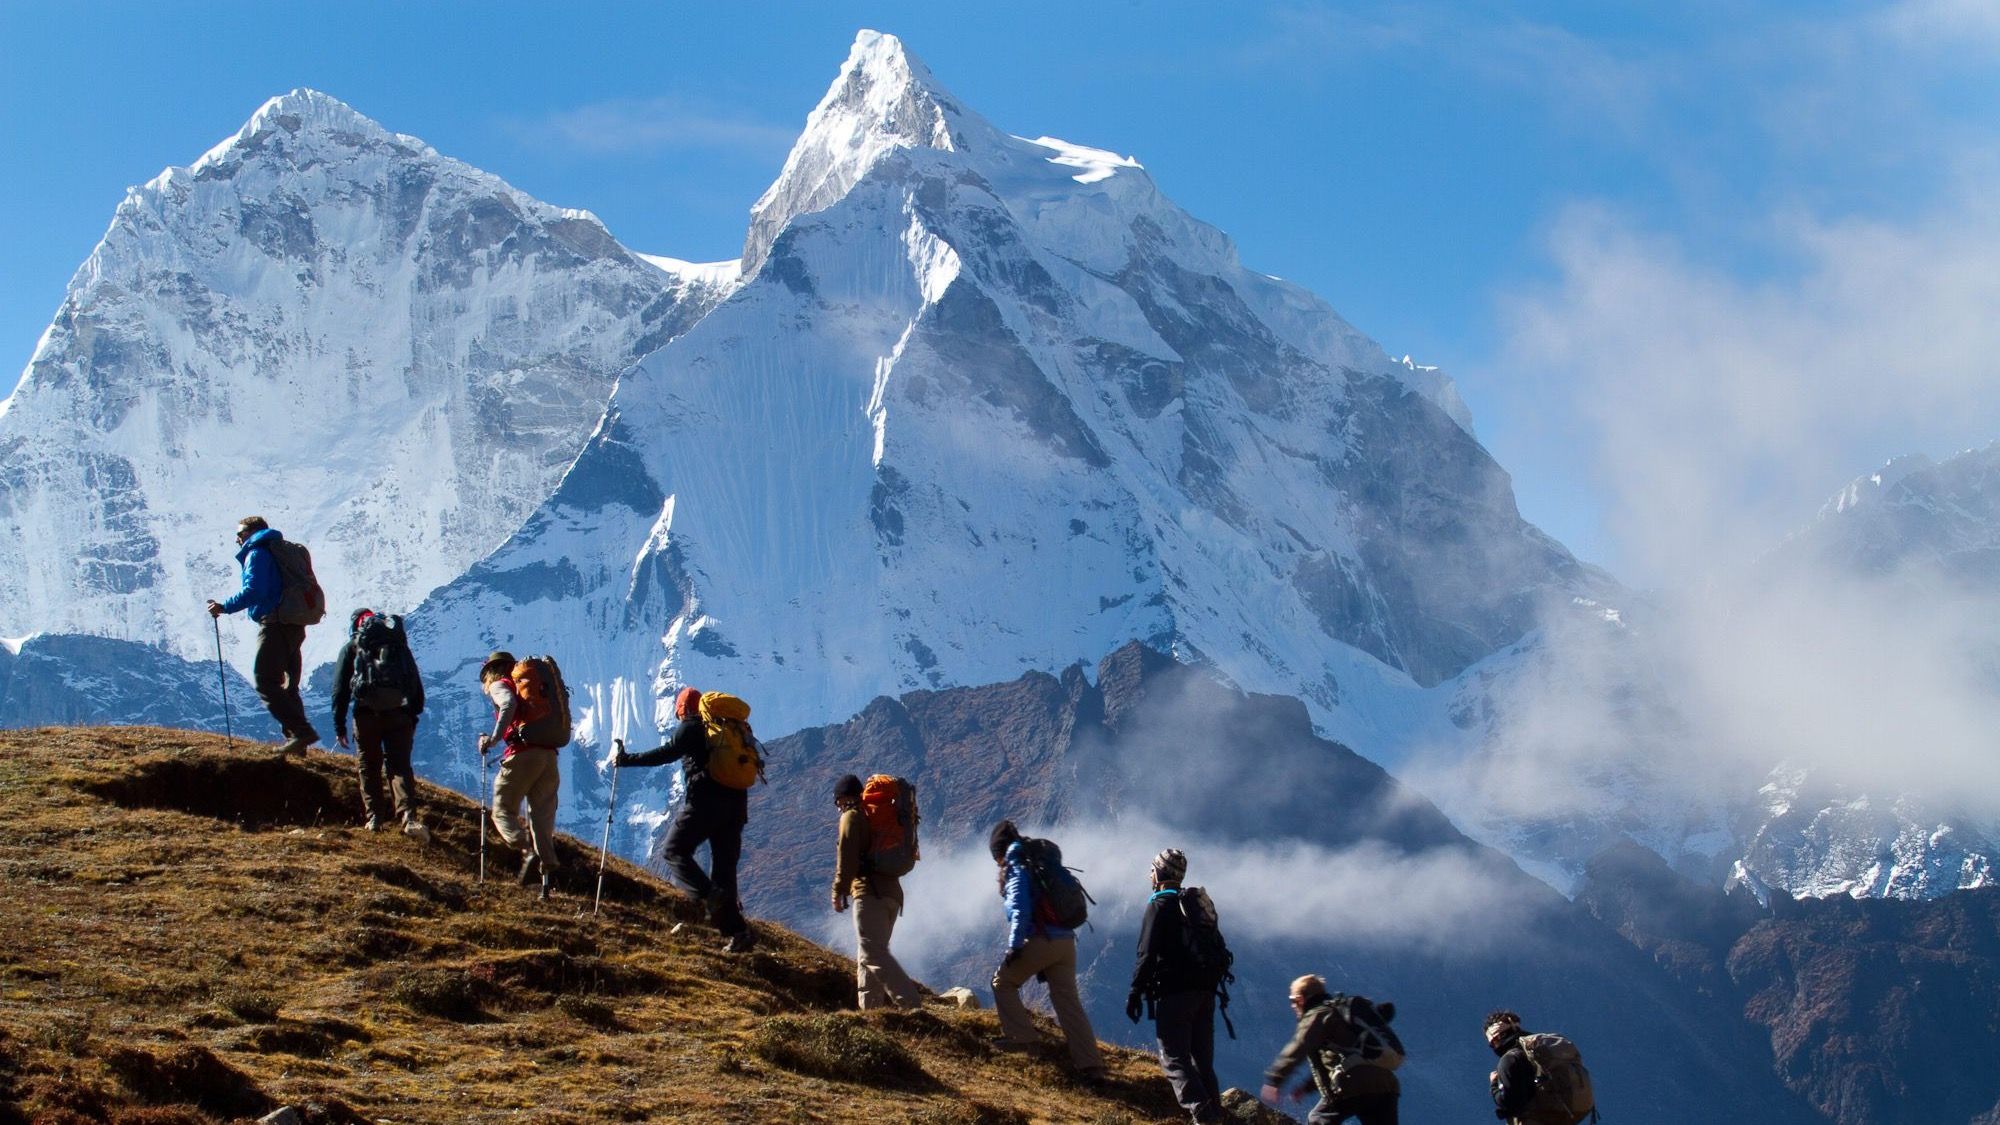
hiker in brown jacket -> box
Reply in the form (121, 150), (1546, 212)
(831, 773), (921, 1009)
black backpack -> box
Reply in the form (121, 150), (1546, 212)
(1019, 837), (1093, 930)
(350, 614), (419, 711)
(1330, 993), (1405, 1070)
(1173, 886), (1235, 987)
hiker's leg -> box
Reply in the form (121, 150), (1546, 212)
(661, 800), (716, 898)
(352, 708), (389, 821)
(381, 708), (420, 822)
(251, 622), (302, 736)
(1352, 1095), (1398, 1125)
(1156, 990), (1215, 1116)
(989, 937), (1053, 1046)
(524, 751), (560, 867)
(1039, 938), (1104, 1071)
(852, 894), (885, 1009)
(874, 898), (922, 1007)
(1191, 990), (1219, 1116)
(489, 755), (532, 852)
(853, 893), (918, 1009)
(280, 623), (312, 738)
(706, 813), (747, 935)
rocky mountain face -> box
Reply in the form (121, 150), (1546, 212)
(0, 89), (728, 673)
(1578, 841), (2000, 1125)
(722, 642), (1822, 1125)
(0, 633), (251, 732)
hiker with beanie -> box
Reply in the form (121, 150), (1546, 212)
(616, 686), (759, 952)
(988, 819), (1106, 1082)
(832, 773), (921, 1009)
(206, 516), (322, 756)
(330, 608), (428, 841)
(1129, 848), (1228, 1124)
(1485, 1010), (1597, 1124)
(477, 651), (559, 895)
(1261, 974), (1402, 1125)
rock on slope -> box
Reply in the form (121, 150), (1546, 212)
(0, 89), (729, 672)
(0, 726), (1195, 1124)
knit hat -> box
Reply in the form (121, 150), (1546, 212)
(834, 774), (863, 801)
(988, 819), (1021, 863)
(349, 607), (376, 633)
(1151, 848), (1188, 885)
(674, 686), (702, 720)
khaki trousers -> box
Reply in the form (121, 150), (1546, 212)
(853, 894), (920, 1010)
(991, 935), (1103, 1071)
(491, 748), (559, 865)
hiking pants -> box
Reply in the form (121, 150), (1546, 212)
(1308, 1094), (1399, 1125)
(490, 748), (559, 866)
(992, 935), (1104, 1072)
(253, 621), (314, 739)
(353, 706), (419, 823)
(853, 892), (920, 1010)
(663, 796), (748, 937)
(1155, 989), (1221, 1121)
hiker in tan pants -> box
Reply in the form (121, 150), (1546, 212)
(831, 774), (922, 1009)
(476, 651), (560, 890)
(988, 819), (1105, 1080)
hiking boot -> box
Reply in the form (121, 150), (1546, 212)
(517, 853), (541, 887)
(363, 815), (384, 832)
(277, 733), (311, 757)
(721, 930), (757, 954)
(701, 888), (730, 924)
(401, 817), (430, 845)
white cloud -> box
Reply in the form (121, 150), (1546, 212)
(504, 97), (796, 157)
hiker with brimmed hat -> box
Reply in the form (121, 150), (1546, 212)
(1261, 974), (1403, 1125)
(832, 773), (922, 1009)
(330, 607), (428, 842)
(1129, 848), (1230, 1124)
(615, 685), (761, 953)
(477, 650), (561, 895)
(206, 515), (323, 756)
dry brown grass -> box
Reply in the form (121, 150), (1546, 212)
(0, 727), (1190, 1124)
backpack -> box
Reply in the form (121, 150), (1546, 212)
(860, 775), (920, 876)
(1173, 886), (1234, 987)
(508, 656), (572, 749)
(1330, 993), (1405, 1071)
(266, 539), (325, 626)
(1518, 1033), (1595, 1123)
(697, 691), (763, 789)
(1018, 837), (1092, 930)
(350, 614), (419, 711)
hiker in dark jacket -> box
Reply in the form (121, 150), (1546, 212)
(206, 516), (319, 756)
(989, 819), (1105, 1080)
(1128, 848), (1224, 1124)
(616, 686), (756, 952)
(832, 773), (920, 1009)
(330, 608), (428, 842)
(1486, 1010), (1595, 1124)
(1261, 975), (1400, 1125)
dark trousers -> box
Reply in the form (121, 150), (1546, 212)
(663, 794), (748, 936)
(1156, 989), (1221, 1120)
(353, 707), (419, 822)
(253, 621), (314, 738)
(1309, 1094), (1399, 1125)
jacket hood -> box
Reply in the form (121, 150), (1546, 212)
(235, 527), (282, 562)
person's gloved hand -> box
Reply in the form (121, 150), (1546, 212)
(1259, 1085), (1281, 1106)
(1126, 991), (1144, 1023)
(614, 750), (631, 766)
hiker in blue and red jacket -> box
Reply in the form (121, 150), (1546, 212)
(989, 819), (1105, 1081)
(206, 516), (319, 756)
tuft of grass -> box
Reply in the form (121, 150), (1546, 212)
(389, 969), (491, 1022)
(749, 1012), (933, 1090)
(214, 988), (280, 1023)
(553, 994), (620, 1031)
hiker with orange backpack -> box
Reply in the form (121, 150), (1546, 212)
(831, 773), (922, 1009)
(476, 650), (572, 898)
(615, 686), (762, 952)
(206, 515), (324, 756)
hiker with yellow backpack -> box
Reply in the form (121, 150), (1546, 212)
(476, 650), (572, 899)
(831, 773), (922, 1009)
(615, 686), (763, 952)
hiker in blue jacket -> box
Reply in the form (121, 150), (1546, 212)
(207, 516), (319, 755)
(988, 819), (1105, 1081)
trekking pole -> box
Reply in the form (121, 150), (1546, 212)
(476, 739), (489, 886)
(212, 616), (234, 751)
(593, 739), (623, 916)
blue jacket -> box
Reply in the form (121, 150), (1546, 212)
(1003, 840), (1075, 949)
(219, 528), (284, 623)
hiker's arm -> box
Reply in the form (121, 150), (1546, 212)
(1263, 1011), (1325, 1090)
(330, 642), (355, 741)
(833, 810), (865, 905)
(620, 720), (701, 768)
(482, 682), (516, 748)
(217, 548), (276, 614)
(1130, 898), (1161, 990)
(1002, 859), (1034, 949)
(1493, 1049), (1536, 1113)
(403, 645), (424, 716)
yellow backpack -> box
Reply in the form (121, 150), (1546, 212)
(698, 691), (763, 789)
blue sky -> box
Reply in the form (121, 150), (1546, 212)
(4, 1), (1996, 580)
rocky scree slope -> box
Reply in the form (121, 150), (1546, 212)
(0, 726), (1208, 1125)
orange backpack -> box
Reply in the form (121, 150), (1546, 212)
(860, 775), (920, 876)
(508, 656), (572, 748)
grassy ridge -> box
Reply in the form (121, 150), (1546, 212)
(0, 728), (1199, 1124)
